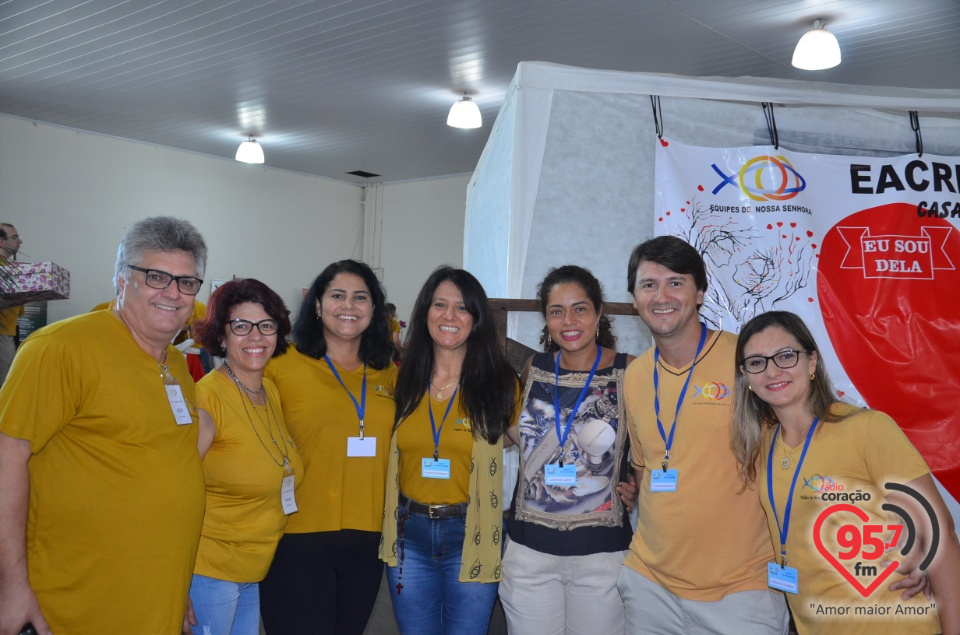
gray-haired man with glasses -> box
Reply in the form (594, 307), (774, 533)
(0, 217), (209, 635)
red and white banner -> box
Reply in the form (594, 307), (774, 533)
(655, 139), (960, 503)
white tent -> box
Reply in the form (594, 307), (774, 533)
(465, 61), (960, 355)
(465, 61), (960, 520)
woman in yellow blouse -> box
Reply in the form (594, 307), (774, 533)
(260, 260), (398, 635)
(186, 278), (302, 635)
(380, 266), (520, 634)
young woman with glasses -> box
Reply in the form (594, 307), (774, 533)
(731, 310), (960, 635)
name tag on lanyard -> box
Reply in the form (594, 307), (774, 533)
(165, 384), (193, 425)
(281, 473), (298, 515)
(347, 436), (377, 457)
(544, 463), (577, 486)
(422, 458), (451, 479)
(767, 562), (799, 594)
(649, 468), (679, 492)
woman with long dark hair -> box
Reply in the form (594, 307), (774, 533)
(380, 266), (520, 634)
(499, 265), (637, 634)
(259, 260), (398, 635)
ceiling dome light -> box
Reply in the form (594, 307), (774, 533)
(446, 94), (482, 129)
(235, 136), (264, 164)
(792, 19), (841, 70)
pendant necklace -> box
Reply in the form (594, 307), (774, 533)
(779, 430), (797, 470)
(228, 370), (292, 472)
(431, 376), (459, 400)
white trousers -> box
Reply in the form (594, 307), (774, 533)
(499, 539), (628, 635)
(617, 565), (789, 635)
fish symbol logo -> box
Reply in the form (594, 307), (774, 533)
(712, 155), (806, 201)
(693, 382), (730, 401)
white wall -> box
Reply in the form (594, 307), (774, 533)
(376, 174), (470, 328)
(0, 115), (468, 325)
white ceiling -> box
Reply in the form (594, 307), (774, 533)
(1, 0), (958, 183)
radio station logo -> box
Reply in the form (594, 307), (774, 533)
(813, 482), (939, 598)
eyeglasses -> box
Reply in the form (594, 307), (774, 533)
(227, 318), (279, 336)
(740, 349), (808, 374)
(126, 265), (203, 295)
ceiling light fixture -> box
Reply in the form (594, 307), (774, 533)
(446, 94), (482, 129)
(792, 19), (841, 70)
(235, 136), (264, 164)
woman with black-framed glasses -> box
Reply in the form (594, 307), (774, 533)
(731, 310), (960, 635)
(184, 278), (303, 635)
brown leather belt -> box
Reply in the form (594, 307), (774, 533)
(399, 493), (467, 519)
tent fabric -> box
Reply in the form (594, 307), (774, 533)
(466, 61), (960, 355)
(464, 61), (960, 513)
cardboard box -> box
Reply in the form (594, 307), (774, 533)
(0, 261), (71, 306)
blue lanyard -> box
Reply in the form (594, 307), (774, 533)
(553, 344), (602, 468)
(766, 419), (819, 566)
(652, 323), (706, 470)
(428, 386), (459, 460)
(323, 356), (367, 438)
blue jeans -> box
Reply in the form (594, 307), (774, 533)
(385, 500), (499, 635)
(189, 574), (261, 635)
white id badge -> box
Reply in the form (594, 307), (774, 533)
(649, 468), (679, 492)
(421, 458), (451, 479)
(347, 436), (377, 457)
(767, 562), (799, 594)
(165, 385), (193, 425)
(544, 463), (577, 486)
(281, 474), (298, 515)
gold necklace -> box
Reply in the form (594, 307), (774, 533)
(431, 376), (459, 400)
(779, 434), (795, 470)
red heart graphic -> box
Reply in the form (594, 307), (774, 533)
(818, 204), (960, 502)
(812, 504), (899, 597)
